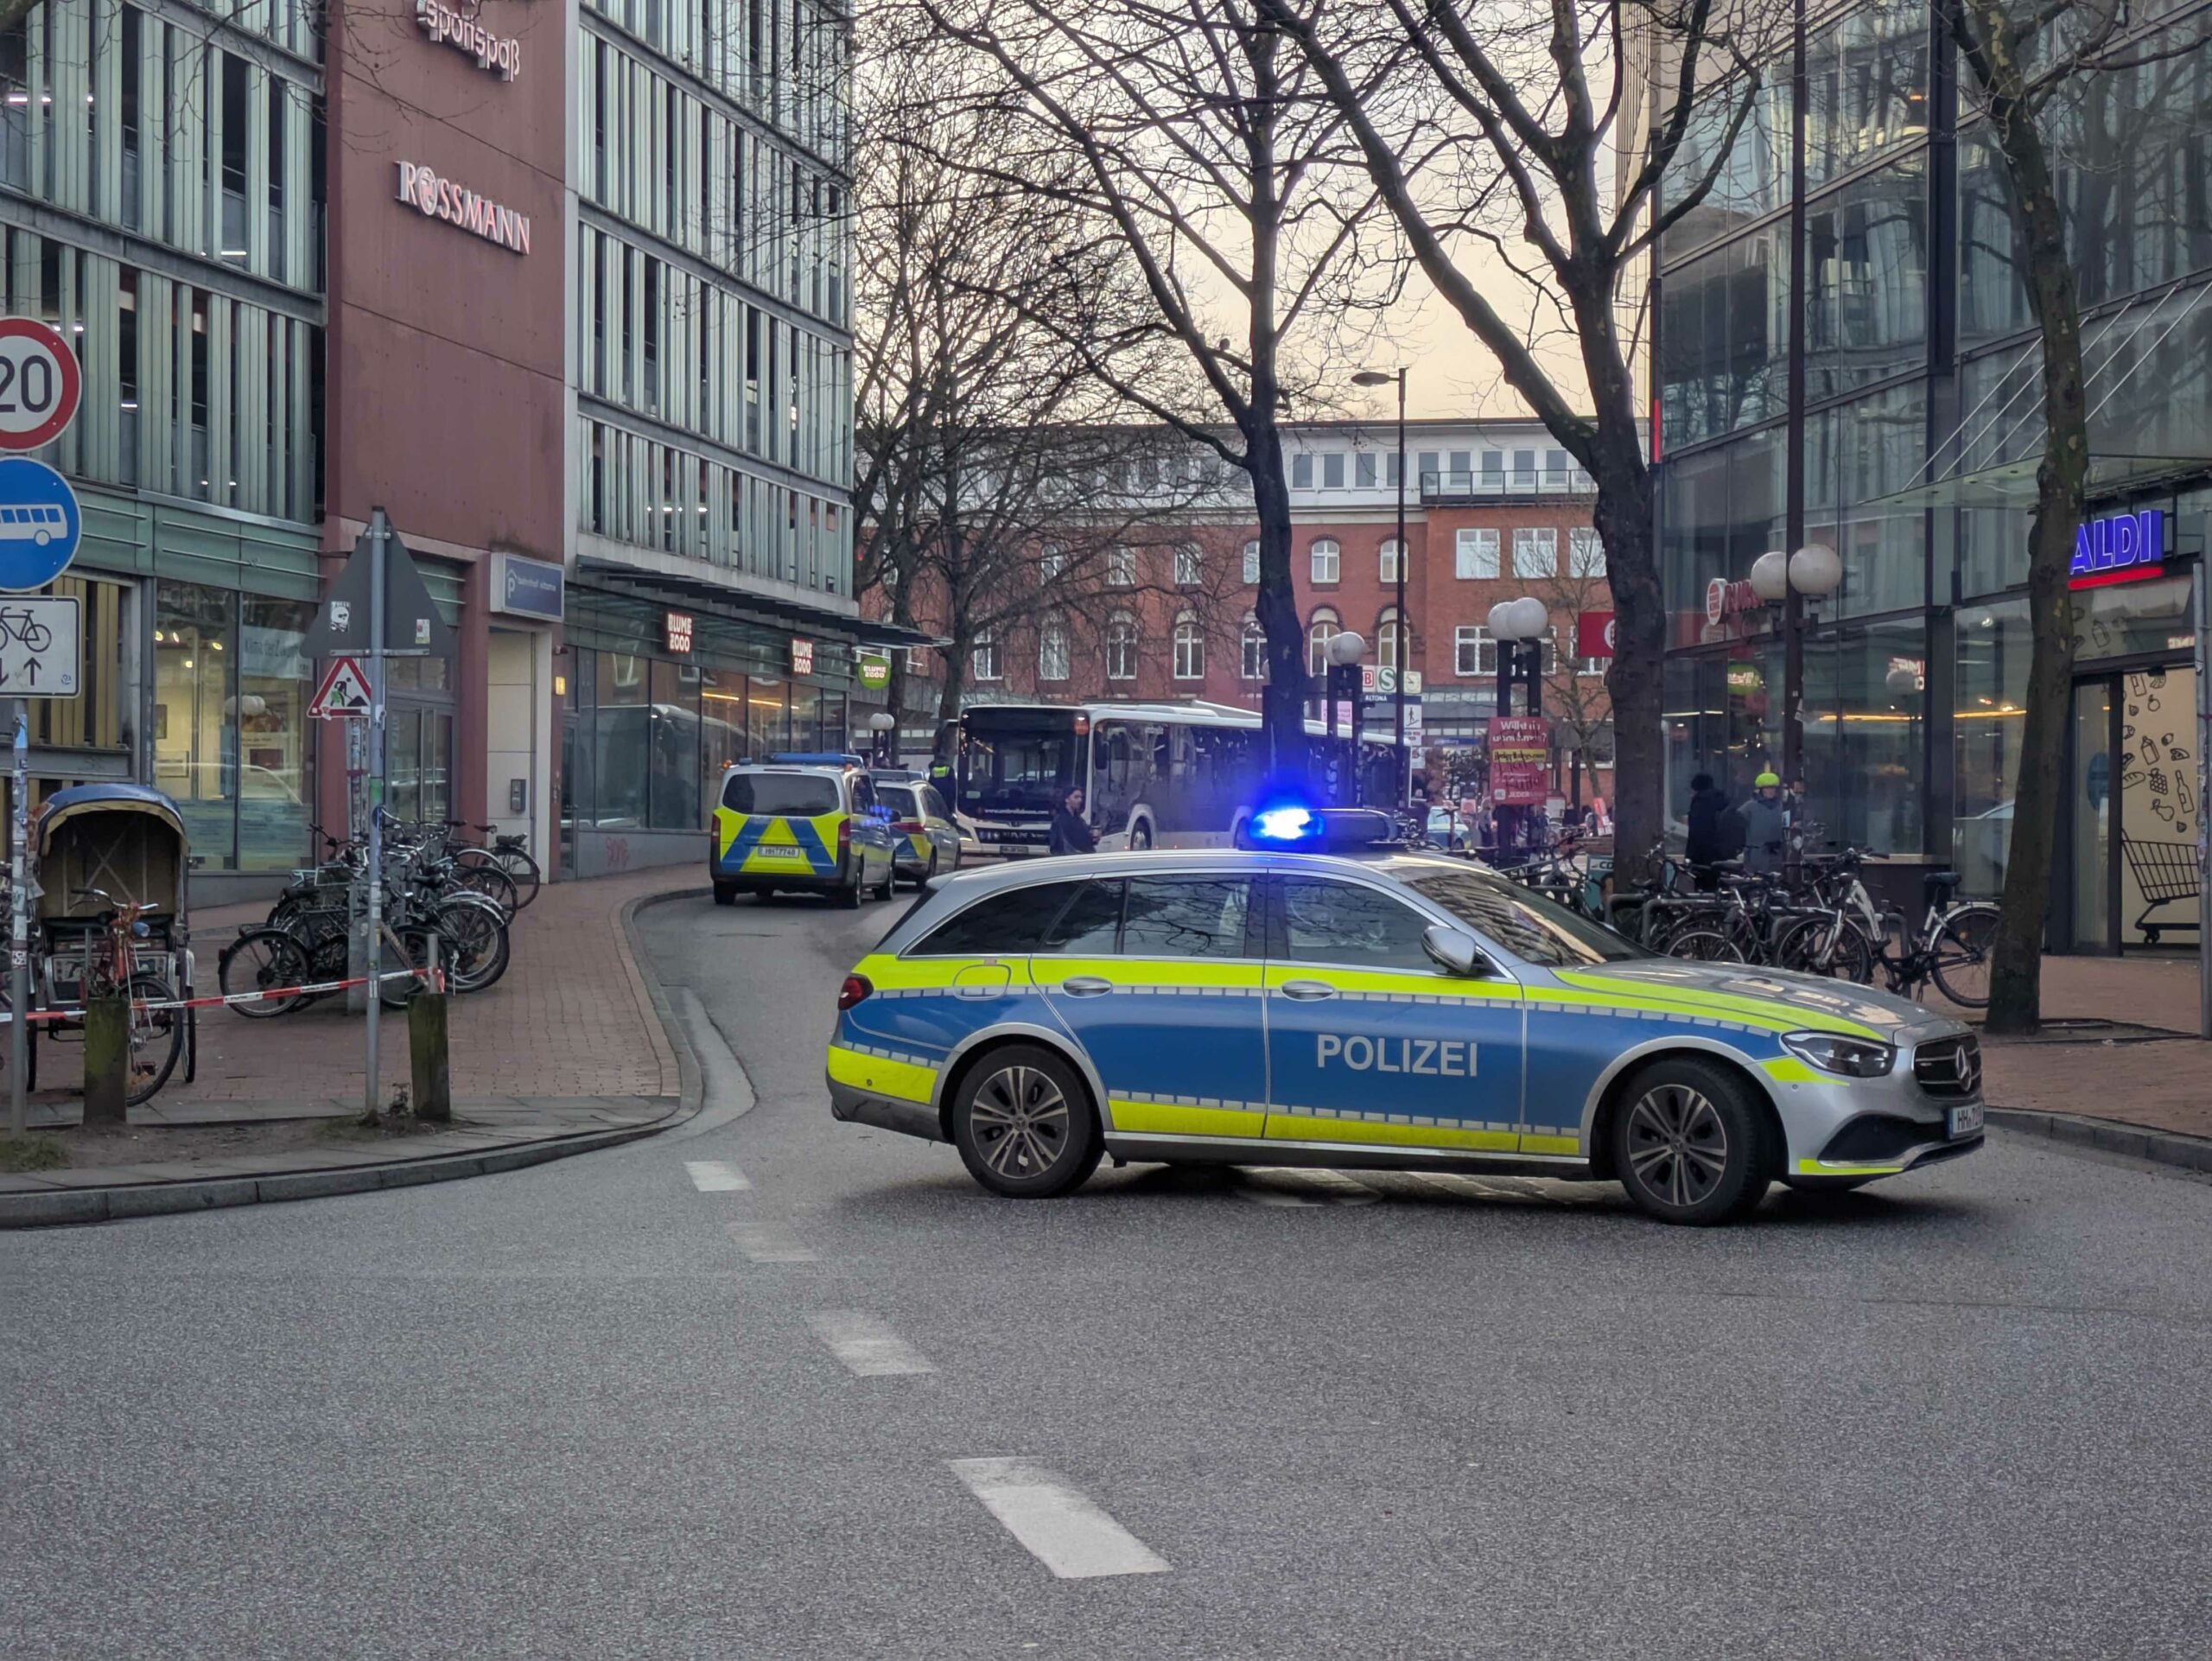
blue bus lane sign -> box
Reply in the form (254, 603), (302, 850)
(0, 455), (81, 592)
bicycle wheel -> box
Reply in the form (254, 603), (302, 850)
(1773, 914), (1877, 983)
(1929, 904), (2001, 1009)
(219, 927), (315, 1018)
(1665, 926), (1746, 964)
(497, 847), (542, 909)
(378, 926), (435, 1009)
(449, 859), (518, 917)
(436, 898), (512, 993)
(124, 973), (185, 1106)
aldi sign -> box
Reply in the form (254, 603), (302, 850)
(2070, 508), (2164, 590)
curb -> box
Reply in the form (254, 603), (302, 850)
(0, 878), (710, 1229)
(1988, 1107), (2212, 1175)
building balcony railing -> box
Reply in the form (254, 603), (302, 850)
(1420, 468), (1595, 506)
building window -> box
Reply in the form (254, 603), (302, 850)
(1310, 538), (1340, 584)
(1039, 617), (1070, 682)
(1307, 608), (1341, 677)
(1041, 543), (1065, 582)
(1454, 625), (1493, 678)
(1174, 544), (1203, 586)
(1107, 614), (1138, 680)
(1512, 449), (1536, 488)
(1376, 608), (1400, 671)
(1173, 613), (1205, 680)
(1512, 527), (1558, 577)
(1455, 528), (1499, 579)
(1323, 453), (1345, 489)
(1241, 615), (1266, 681)
(972, 630), (1000, 682)
(1356, 453), (1377, 488)
(1545, 449), (1569, 486)
(1242, 539), (1260, 583)
(1379, 538), (1402, 583)
(1417, 449), (1440, 481)
(1107, 544), (1136, 585)
(1292, 453), (1313, 489)
(1569, 527), (1605, 576)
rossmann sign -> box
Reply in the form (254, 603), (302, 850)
(397, 162), (531, 255)
(2070, 507), (2164, 590)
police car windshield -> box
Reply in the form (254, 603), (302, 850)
(1400, 868), (1643, 967)
(723, 773), (840, 816)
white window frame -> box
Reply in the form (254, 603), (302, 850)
(1569, 526), (1605, 577)
(1512, 526), (1558, 578)
(1242, 539), (1260, 584)
(1307, 608), (1340, 677)
(1454, 528), (1499, 579)
(1173, 613), (1205, 680)
(1040, 543), (1066, 582)
(1106, 614), (1138, 681)
(1310, 538), (1341, 584)
(1454, 625), (1493, 678)
(1174, 544), (1203, 587)
(1039, 617), (1070, 682)
(1379, 538), (1402, 583)
(1291, 453), (1313, 489)
(1240, 615), (1266, 681)
(1107, 544), (1136, 586)
(1376, 608), (1401, 671)
(1322, 453), (1345, 490)
(971, 630), (1001, 682)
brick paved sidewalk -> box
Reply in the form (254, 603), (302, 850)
(1979, 954), (2212, 1143)
(22, 869), (697, 1112)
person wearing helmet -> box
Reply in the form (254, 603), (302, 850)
(1739, 771), (1789, 875)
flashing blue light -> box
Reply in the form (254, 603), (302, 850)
(1252, 806), (1318, 842)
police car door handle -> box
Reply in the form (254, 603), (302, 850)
(1062, 977), (1114, 997)
(1280, 980), (1338, 1001)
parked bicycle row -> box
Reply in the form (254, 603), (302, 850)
(215, 819), (538, 1019)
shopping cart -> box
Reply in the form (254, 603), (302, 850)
(2120, 835), (2202, 945)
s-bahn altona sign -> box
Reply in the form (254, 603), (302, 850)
(397, 162), (532, 254)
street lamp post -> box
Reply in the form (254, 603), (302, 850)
(1354, 366), (1409, 810)
(867, 710), (897, 767)
(1487, 596), (1551, 856)
(1324, 629), (1367, 805)
(1749, 544), (1842, 781)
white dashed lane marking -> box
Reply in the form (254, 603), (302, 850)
(685, 1160), (751, 1193)
(1239, 1167), (1382, 1206)
(725, 1218), (817, 1263)
(806, 1312), (936, 1377)
(948, 1458), (1172, 1580)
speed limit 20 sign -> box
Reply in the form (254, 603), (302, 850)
(0, 319), (82, 452)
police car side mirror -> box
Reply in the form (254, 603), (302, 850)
(1422, 925), (1488, 977)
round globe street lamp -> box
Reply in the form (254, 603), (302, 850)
(1487, 598), (1552, 858)
(1323, 629), (1367, 805)
(1749, 544), (1842, 780)
(1352, 366), (1411, 808)
(867, 710), (897, 767)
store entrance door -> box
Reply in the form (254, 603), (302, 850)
(2066, 666), (2200, 951)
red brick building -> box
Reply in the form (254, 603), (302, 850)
(877, 418), (1616, 803)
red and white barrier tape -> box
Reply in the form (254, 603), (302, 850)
(0, 965), (446, 1026)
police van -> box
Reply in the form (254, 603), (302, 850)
(710, 761), (899, 908)
(823, 822), (1983, 1225)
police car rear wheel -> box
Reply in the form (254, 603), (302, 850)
(713, 882), (736, 907)
(952, 1045), (1102, 1199)
(1611, 1059), (1774, 1225)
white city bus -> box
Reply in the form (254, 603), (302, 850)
(954, 700), (1405, 856)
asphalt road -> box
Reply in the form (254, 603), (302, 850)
(7, 888), (2212, 1658)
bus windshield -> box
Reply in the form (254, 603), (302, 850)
(959, 711), (1086, 817)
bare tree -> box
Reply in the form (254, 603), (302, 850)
(1945, 0), (2210, 1032)
(896, 0), (1409, 775)
(851, 32), (1218, 747)
(1523, 560), (1616, 805)
(1254, 0), (1789, 870)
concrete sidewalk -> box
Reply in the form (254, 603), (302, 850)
(0, 871), (705, 1225)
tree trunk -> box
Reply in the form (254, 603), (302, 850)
(1246, 424), (1310, 779)
(1587, 442), (1662, 882)
(1982, 93), (2089, 1036)
(935, 633), (969, 749)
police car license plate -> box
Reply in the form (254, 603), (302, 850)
(754, 844), (804, 860)
(1947, 1103), (1983, 1138)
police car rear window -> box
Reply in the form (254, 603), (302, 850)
(878, 785), (919, 818)
(722, 773), (840, 817)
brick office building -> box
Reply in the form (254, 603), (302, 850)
(880, 418), (1617, 805)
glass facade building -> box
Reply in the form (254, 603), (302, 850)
(1655, 0), (2212, 950)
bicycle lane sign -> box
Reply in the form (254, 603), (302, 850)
(0, 595), (78, 696)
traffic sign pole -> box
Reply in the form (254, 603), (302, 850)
(10, 703), (26, 1132)
(364, 510), (389, 1118)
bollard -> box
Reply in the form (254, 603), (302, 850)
(83, 994), (129, 1127)
(409, 947), (451, 1123)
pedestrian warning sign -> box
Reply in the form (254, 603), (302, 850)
(309, 655), (373, 719)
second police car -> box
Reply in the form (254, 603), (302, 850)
(824, 810), (1984, 1225)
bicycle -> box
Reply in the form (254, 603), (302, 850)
(455, 822), (541, 910)
(67, 887), (185, 1104)
(1770, 856), (2000, 1008)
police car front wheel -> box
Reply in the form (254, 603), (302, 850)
(951, 1044), (1103, 1199)
(1610, 1058), (1777, 1225)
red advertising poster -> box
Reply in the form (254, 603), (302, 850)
(1486, 715), (1551, 805)
(1575, 611), (1616, 659)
